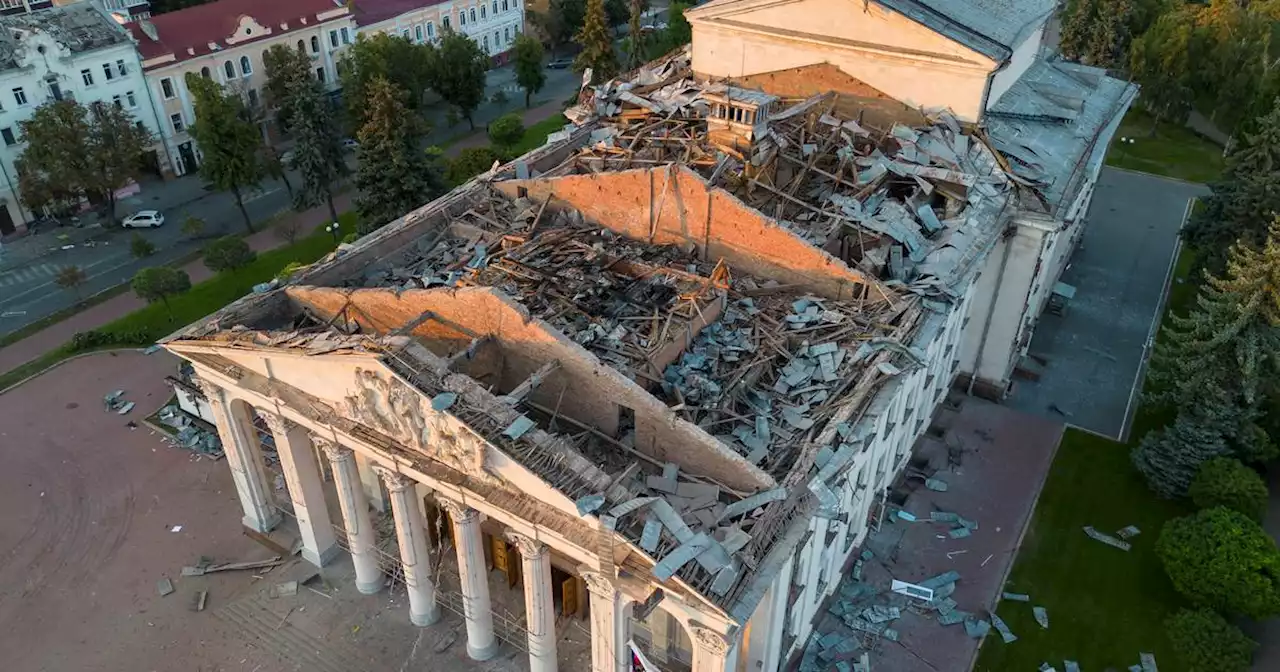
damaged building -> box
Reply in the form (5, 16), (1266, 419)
(161, 2), (1133, 671)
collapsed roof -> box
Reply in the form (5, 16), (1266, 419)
(166, 50), (1020, 622)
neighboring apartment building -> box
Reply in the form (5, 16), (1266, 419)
(353, 0), (524, 62)
(685, 0), (1138, 399)
(0, 3), (165, 233)
(125, 0), (355, 176)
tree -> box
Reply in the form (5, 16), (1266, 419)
(432, 31), (489, 130)
(575, 0), (620, 83)
(446, 146), (507, 185)
(605, 0), (628, 28)
(185, 73), (265, 233)
(1157, 506), (1280, 619)
(203, 236), (257, 273)
(1129, 9), (1196, 129)
(1165, 608), (1256, 672)
(130, 233), (156, 259)
(274, 215), (302, 245)
(16, 100), (151, 226)
(1059, 0), (1137, 68)
(354, 77), (444, 234)
(131, 267), (191, 318)
(530, 0), (586, 55)
(1185, 102), (1280, 273)
(262, 44), (313, 132)
(180, 215), (206, 239)
(289, 75), (347, 224)
(338, 33), (436, 125)
(627, 0), (647, 70)
(645, 2), (692, 58)
(54, 265), (87, 300)
(488, 113), (525, 148)
(1190, 457), (1269, 521)
(513, 34), (547, 108)
(1132, 396), (1239, 498)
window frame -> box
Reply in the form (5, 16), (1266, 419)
(12, 87), (26, 107)
(170, 112), (185, 133)
(239, 55), (252, 76)
(1, 127), (15, 147)
(102, 62), (115, 81)
(224, 60), (236, 79)
(160, 77), (175, 99)
(81, 68), (95, 87)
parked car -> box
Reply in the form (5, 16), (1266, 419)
(122, 210), (165, 228)
(547, 57), (573, 70)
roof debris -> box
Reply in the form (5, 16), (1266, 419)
(1083, 525), (1132, 551)
(1033, 605), (1049, 629)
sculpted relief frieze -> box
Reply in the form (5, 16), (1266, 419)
(344, 368), (494, 484)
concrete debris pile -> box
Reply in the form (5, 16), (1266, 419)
(661, 291), (919, 476)
(569, 54), (1012, 296)
(197, 323), (398, 355)
(157, 405), (224, 458)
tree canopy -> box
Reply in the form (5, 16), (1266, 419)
(339, 33), (437, 126)
(131, 267), (192, 317)
(513, 34), (547, 108)
(185, 73), (265, 232)
(1190, 457), (1269, 522)
(202, 235), (257, 273)
(530, 0), (586, 54)
(354, 77), (444, 234)
(1157, 506), (1280, 619)
(431, 31), (489, 129)
(1164, 608), (1257, 672)
(575, 0), (620, 83)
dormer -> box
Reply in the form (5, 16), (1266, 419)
(704, 86), (778, 152)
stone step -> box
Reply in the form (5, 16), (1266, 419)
(215, 593), (369, 672)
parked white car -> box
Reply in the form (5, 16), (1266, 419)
(122, 210), (165, 228)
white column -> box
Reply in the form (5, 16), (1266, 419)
(265, 414), (338, 567)
(376, 466), (441, 626)
(507, 531), (558, 672)
(198, 378), (279, 533)
(582, 570), (630, 672)
(690, 624), (732, 672)
(319, 439), (384, 594)
(439, 498), (499, 661)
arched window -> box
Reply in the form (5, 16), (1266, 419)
(200, 66), (211, 79)
(310, 36), (319, 53)
(480, 4), (485, 19)
(224, 60), (235, 79)
(240, 55), (252, 76)
(482, 34), (488, 52)
(469, 7), (476, 22)
(297, 39), (305, 53)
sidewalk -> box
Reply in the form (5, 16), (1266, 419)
(0, 192), (351, 376)
(445, 99), (568, 156)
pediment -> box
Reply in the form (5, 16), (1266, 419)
(226, 15), (271, 45)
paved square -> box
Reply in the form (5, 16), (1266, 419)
(1007, 167), (1208, 439)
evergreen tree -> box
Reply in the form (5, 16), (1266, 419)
(1059, 0), (1099, 63)
(184, 74), (265, 232)
(1185, 102), (1280, 273)
(354, 77), (443, 235)
(1132, 393), (1239, 498)
(432, 31), (489, 130)
(575, 0), (619, 83)
(289, 78), (347, 224)
(513, 34), (546, 108)
(627, 0), (647, 70)
(263, 44), (314, 133)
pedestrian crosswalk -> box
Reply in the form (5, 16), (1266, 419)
(0, 262), (60, 288)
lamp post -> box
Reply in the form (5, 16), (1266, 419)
(326, 221), (340, 244)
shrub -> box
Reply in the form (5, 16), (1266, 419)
(446, 146), (508, 186)
(488, 112), (524, 148)
(180, 216), (206, 239)
(130, 233), (156, 258)
(341, 232), (359, 244)
(1165, 608), (1256, 671)
(1190, 457), (1268, 521)
(130, 267), (192, 318)
(203, 236), (257, 274)
(55, 265), (87, 298)
(275, 261), (305, 282)
(1157, 506), (1280, 618)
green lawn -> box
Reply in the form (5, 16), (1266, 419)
(507, 113), (569, 156)
(975, 247), (1198, 671)
(0, 214), (354, 392)
(1106, 109), (1225, 184)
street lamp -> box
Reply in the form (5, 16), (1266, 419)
(325, 221), (340, 243)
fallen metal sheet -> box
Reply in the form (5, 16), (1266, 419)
(890, 579), (933, 601)
(575, 493), (606, 516)
(948, 526), (971, 539)
(990, 613), (1018, 643)
(1039, 664), (1057, 672)
(938, 608), (969, 625)
(718, 488), (787, 521)
(925, 477), (948, 492)
(1033, 605), (1049, 629)
(720, 526), (752, 554)
(919, 570), (960, 590)
(964, 617), (991, 639)
(503, 415), (536, 440)
(1083, 525), (1131, 551)
(430, 392), (457, 411)
(640, 517), (662, 553)
(651, 499), (694, 543)
(652, 532), (712, 581)
(1140, 652), (1158, 672)
(609, 496), (658, 518)
(710, 561), (741, 596)
(1116, 525), (1141, 539)
(1002, 592), (1030, 602)
(694, 537), (733, 574)
(1065, 661), (1080, 672)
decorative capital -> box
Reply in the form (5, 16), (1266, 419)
(580, 570), (616, 598)
(316, 437), (352, 463)
(436, 497), (476, 523)
(261, 413), (296, 435)
(373, 465), (415, 493)
(192, 374), (221, 402)
(504, 530), (545, 558)
(690, 625), (729, 656)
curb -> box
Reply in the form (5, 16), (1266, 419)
(0, 347), (148, 396)
(1103, 164), (1211, 188)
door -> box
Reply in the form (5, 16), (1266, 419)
(0, 203), (14, 236)
(178, 142), (198, 175)
(490, 534), (521, 588)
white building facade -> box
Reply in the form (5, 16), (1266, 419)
(354, 0), (525, 62)
(0, 3), (164, 232)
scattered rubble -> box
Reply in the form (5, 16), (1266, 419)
(156, 405), (224, 458)
(1083, 525), (1132, 551)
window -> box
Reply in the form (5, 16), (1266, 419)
(401, 28), (410, 39)
(341, 27), (350, 44)
(492, 1), (497, 15)
(504, 27), (510, 43)
(103, 63), (115, 81)
(297, 39), (305, 53)
(443, 15), (450, 29)
(459, 11), (466, 25)
(160, 77), (174, 99)
(134, 121), (145, 131)
(170, 112), (185, 133)
(240, 55), (252, 76)
(494, 30), (499, 47)
(427, 21), (434, 38)
(469, 7), (476, 22)
(329, 30), (338, 48)
(81, 69), (94, 86)
(126, 91), (136, 108)
(112, 94), (123, 109)
(116, 59), (127, 77)
(200, 66), (211, 79)
(48, 82), (61, 101)
(222, 60), (234, 78)
(315, 67), (326, 83)
(310, 35), (320, 53)
(483, 35), (488, 51)
(415, 25), (423, 42)
(1, 128), (15, 147)
(502, 0), (508, 10)
(12, 87), (25, 107)
(247, 89), (258, 107)
(480, 4), (486, 19)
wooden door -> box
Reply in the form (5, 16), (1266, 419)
(561, 576), (578, 618)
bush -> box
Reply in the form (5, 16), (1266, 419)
(1165, 608), (1256, 671)
(1156, 506), (1280, 619)
(446, 146), (508, 186)
(203, 236), (257, 273)
(1190, 457), (1268, 521)
(488, 112), (524, 148)
(275, 261), (305, 282)
(341, 232), (359, 244)
(180, 216), (206, 239)
(130, 233), (156, 258)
